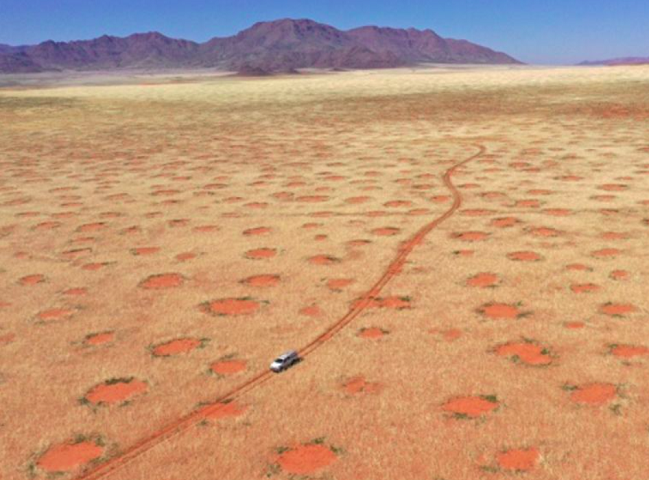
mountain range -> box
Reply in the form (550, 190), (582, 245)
(579, 56), (649, 66)
(0, 18), (521, 74)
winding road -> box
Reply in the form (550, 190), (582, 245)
(76, 144), (487, 480)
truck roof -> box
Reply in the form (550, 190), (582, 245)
(278, 350), (297, 359)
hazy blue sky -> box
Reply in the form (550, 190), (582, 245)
(1, 0), (648, 64)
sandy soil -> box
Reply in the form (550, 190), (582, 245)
(1, 65), (648, 480)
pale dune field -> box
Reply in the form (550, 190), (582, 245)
(1, 65), (649, 480)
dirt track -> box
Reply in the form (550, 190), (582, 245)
(75, 145), (486, 480)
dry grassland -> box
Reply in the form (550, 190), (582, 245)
(1, 65), (649, 480)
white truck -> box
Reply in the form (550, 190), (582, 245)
(270, 350), (300, 373)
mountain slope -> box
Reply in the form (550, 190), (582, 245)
(0, 18), (521, 74)
(0, 52), (46, 73)
(20, 32), (199, 70)
(580, 56), (649, 66)
(201, 19), (407, 71)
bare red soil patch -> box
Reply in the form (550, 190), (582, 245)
(599, 184), (628, 191)
(19, 274), (46, 286)
(151, 189), (180, 197)
(358, 327), (387, 339)
(120, 226), (141, 235)
(366, 210), (389, 217)
(276, 444), (337, 475)
(84, 332), (115, 346)
(302, 222), (322, 229)
(482, 191), (507, 200)
(152, 338), (204, 357)
(565, 321), (586, 329)
(245, 248), (277, 260)
(84, 378), (147, 406)
(495, 341), (552, 366)
(570, 283), (601, 294)
(327, 278), (354, 291)
(610, 344), (649, 358)
(244, 202), (268, 209)
(442, 395), (499, 418)
(529, 227), (560, 237)
(243, 226), (272, 236)
(479, 303), (524, 320)
(210, 359), (247, 375)
(343, 376), (382, 394)
(193, 225), (220, 233)
(491, 217), (520, 228)
(168, 219), (189, 228)
(347, 239), (371, 247)
(34, 221), (62, 230)
(385, 200), (412, 207)
(408, 208), (430, 216)
(566, 263), (591, 271)
(82, 262), (108, 271)
(309, 255), (340, 265)
(77, 222), (106, 233)
(372, 227), (400, 236)
(610, 270), (629, 280)
(467, 273), (499, 288)
(242, 274), (280, 287)
(36, 439), (104, 473)
(569, 383), (617, 405)
(18, 211), (40, 218)
(431, 328), (463, 341)
(496, 447), (540, 472)
(600, 303), (637, 316)
(508, 251), (543, 262)
(0, 333), (16, 345)
(345, 196), (371, 204)
(63, 287), (87, 296)
(37, 308), (75, 322)
(515, 199), (541, 208)
(175, 252), (196, 262)
(299, 305), (323, 317)
(139, 273), (184, 290)
(592, 248), (621, 258)
(203, 298), (262, 316)
(442, 328), (463, 341)
(558, 175), (583, 182)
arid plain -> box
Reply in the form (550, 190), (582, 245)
(1, 65), (649, 480)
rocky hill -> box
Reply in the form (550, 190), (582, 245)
(0, 18), (521, 74)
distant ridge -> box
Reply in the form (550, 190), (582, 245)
(579, 56), (649, 66)
(0, 18), (521, 74)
